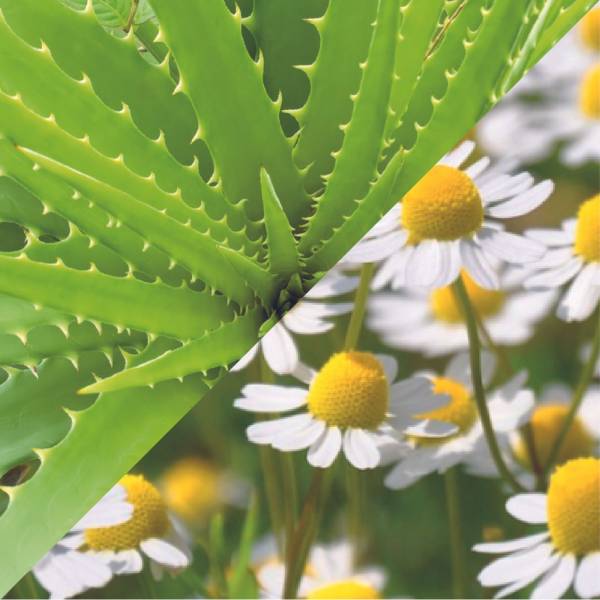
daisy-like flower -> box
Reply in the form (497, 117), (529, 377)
(34, 475), (191, 598)
(478, 7), (600, 166)
(522, 195), (600, 321)
(474, 457), (600, 599)
(367, 270), (555, 357)
(232, 267), (356, 375)
(466, 384), (600, 485)
(257, 540), (386, 599)
(343, 141), (551, 290)
(160, 456), (248, 526)
(234, 352), (455, 470)
(383, 353), (534, 489)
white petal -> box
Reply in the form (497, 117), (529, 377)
(376, 353), (398, 383)
(140, 538), (190, 568)
(574, 551), (600, 599)
(111, 549), (144, 575)
(465, 156), (491, 178)
(460, 239), (500, 289)
(246, 413), (312, 444)
(477, 228), (546, 264)
(272, 418), (326, 451)
(72, 484), (132, 530)
(526, 257), (582, 288)
(402, 419), (458, 438)
(485, 179), (553, 218)
(230, 343), (258, 372)
(305, 272), (359, 299)
(477, 542), (555, 587)
(506, 494), (547, 524)
(526, 227), (572, 246)
(531, 553), (576, 599)
(558, 263), (600, 322)
(405, 240), (443, 287)
(342, 429), (381, 470)
(234, 384), (308, 413)
(440, 140), (476, 167)
(473, 532), (550, 554)
(308, 427), (342, 468)
(384, 458), (432, 490)
(261, 324), (299, 375)
(343, 230), (407, 263)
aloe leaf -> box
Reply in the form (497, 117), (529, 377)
(148, 0), (310, 226)
(0, 374), (206, 593)
(292, 0), (378, 193)
(299, 0), (400, 255)
(80, 306), (265, 393)
(260, 169), (299, 279)
(0, 254), (235, 340)
(16, 147), (256, 305)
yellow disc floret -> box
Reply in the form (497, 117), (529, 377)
(410, 377), (478, 446)
(579, 64), (600, 119)
(307, 352), (388, 429)
(580, 8), (600, 51)
(513, 404), (595, 470)
(307, 580), (380, 599)
(547, 457), (600, 555)
(161, 457), (221, 524)
(574, 195), (600, 262)
(402, 165), (484, 243)
(84, 474), (170, 551)
(430, 272), (505, 323)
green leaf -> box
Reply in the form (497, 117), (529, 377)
(148, 0), (310, 226)
(299, 0), (400, 254)
(60, 0), (155, 28)
(0, 254), (235, 340)
(0, 374), (206, 593)
(260, 169), (299, 279)
(292, 0), (378, 193)
(79, 306), (265, 393)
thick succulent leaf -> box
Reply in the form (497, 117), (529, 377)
(299, 0), (400, 254)
(17, 147), (257, 305)
(0, 254), (235, 340)
(80, 305), (265, 393)
(247, 0), (326, 135)
(292, 0), (378, 193)
(0, 374), (206, 593)
(149, 0), (310, 226)
(260, 169), (299, 279)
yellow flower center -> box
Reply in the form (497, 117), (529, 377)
(580, 8), (600, 51)
(401, 165), (484, 243)
(410, 377), (478, 446)
(513, 404), (595, 470)
(430, 272), (505, 323)
(307, 352), (389, 429)
(84, 475), (170, 551)
(307, 580), (380, 599)
(574, 195), (600, 262)
(547, 457), (600, 555)
(161, 458), (221, 524)
(579, 64), (600, 119)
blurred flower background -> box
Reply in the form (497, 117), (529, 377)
(8, 7), (599, 600)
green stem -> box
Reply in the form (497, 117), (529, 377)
(346, 464), (366, 567)
(280, 451), (298, 556)
(445, 468), (466, 599)
(476, 314), (544, 489)
(125, 0), (139, 31)
(543, 308), (600, 476)
(452, 276), (524, 493)
(343, 263), (374, 351)
(283, 469), (331, 599)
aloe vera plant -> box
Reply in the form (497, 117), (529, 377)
(0, 0), (592, 590)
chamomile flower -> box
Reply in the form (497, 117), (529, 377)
(257, 540), (386, 599)
(383, 353), (534, 489)
(232, 268), (356, 375)
(160, 457), (248, 526)
(34, 475), (191, 598)
(522, 195), (600, 321)
(466, 384), (600, 485)
(474, 457), (600, 599)
(367, 270), (555, 357)
(344, 141), (551, 290)
(33, 485), (133, 599)
(478, 7), (600, 166)
(235, 352), (455, 470)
